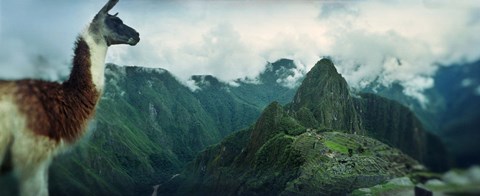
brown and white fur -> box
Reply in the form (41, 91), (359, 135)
(0, 0), (139, 195)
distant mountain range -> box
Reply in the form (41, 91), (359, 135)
(362, 60), (480, 167)
(434, 61), (480, 167)
(1, 58), (471, 195)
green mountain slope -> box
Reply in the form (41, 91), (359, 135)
(191, 59), (298, 137)
(160, 58), (448, 195)
(355, 93), (448, 171)
(191, 75), (262, 137)
(45, 61), (298, 196)
(161, 103), (420, 195)
(49, 65), (220, 195)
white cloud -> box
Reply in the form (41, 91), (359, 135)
(1, 0), (479, 104)
(462, 78), (474, 87)
(318, 1), (480, 104)
(0, 0), (99, 81)
(107, 1), (324, 83)
(184, 78), (200, 92)
(276, 67), (306, 89)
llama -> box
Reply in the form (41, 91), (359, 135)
(0, 0), (139, 195)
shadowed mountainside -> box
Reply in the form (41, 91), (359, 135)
(361, 60), (480, 168)
(158, 59), (448, 195)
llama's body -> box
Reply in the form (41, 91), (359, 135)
(0, 88), (61, 195)
(0, 0), (139, 195)
(0, 34), (101, 196)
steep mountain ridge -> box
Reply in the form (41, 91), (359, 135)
(191, 59), (298, 137)
(50, 65), (220, 195)
(191, 75), (264, 137)
(45, 61), (298, 196)
(160, 58), (447, 195)
(288, 59), (362, 133)
(354, 93), (447, 171)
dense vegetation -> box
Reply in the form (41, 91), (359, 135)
(159, 59), (448, 195)
(160, 103), (420, 195)
(47, 60), (297, 196)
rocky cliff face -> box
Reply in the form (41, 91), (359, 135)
(288, 59), (362, 134)
(354, 93), (448, 171)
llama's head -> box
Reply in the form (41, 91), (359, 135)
(90, 0), (140, 46)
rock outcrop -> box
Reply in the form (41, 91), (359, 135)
(288, 59), (363, 134)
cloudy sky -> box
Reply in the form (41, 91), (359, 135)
(1, 0), (479, 104)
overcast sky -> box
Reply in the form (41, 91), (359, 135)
(1, 0), (479, 104)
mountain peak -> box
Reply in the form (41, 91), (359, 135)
(289, 58), (362, 133)
(250, 101), (285, 146)
(191, 75), (223, 89)
(291, 58), (349, 108)
(270, 59), (296, 71)
(309, 58), (339, 76)
(260, 59), (299, 86)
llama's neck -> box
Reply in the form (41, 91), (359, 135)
(66, 27), (108, 93)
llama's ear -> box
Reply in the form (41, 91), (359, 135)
(98, 0), (119, 15)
